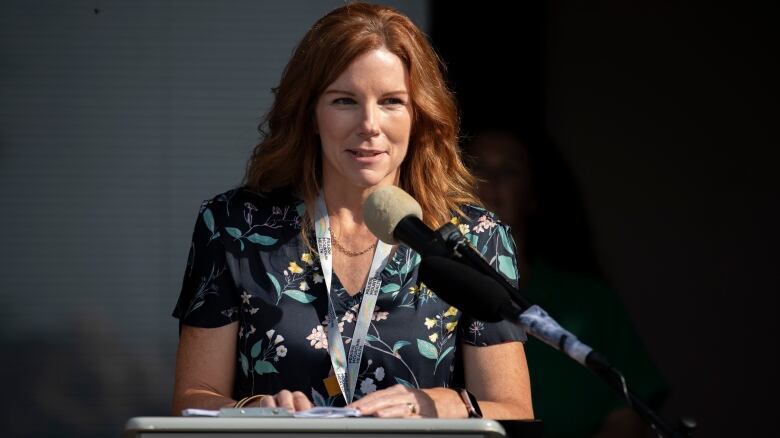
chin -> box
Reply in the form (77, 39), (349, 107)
(348, 171), (398, 189)
(349, 179), (387, 190)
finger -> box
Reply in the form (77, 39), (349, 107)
(375, 402), (418, 418)
(292, 391), (313, 411)
(351, 393), (414, 416)
(347, 384), (406, 409)
(347, 392), (394, 414)
(275, 390), (296, 411)
(257, 395), (277, 408)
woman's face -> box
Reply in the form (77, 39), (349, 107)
(315, 48), (412, 191)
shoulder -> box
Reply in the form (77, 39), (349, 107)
(451, 204), (507, 236)
(451, 205), (519, 282)
(460, 204), (500, 223)
(198, 186), (304, 223)
(192, 186), (306, 247)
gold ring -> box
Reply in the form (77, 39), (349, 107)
(406, 402), (418, 415)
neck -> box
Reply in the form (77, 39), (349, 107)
(321, 182), (384, 238)
(322, 185), (369, 224)
(320, 167), (400, 237)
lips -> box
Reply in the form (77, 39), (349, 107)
(347, 149), (385, 157)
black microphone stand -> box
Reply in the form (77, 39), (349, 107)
(434, 223), (696, 438)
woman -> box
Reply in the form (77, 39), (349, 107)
(171, 3), (533, 419)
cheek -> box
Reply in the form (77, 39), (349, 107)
(316, 107), (348, 139)
(316, 114), (335, 138)
(399, 144), (410, 162)
(394, 114), (412, 137)
(388, 115), (412, 153)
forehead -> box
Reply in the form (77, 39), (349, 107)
(470, 134), (528, 167)
(325, 48), (409, 92)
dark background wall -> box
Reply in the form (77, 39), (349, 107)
(433, 2), (779, 436)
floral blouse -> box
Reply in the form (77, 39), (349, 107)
(172, 187), (525, 406)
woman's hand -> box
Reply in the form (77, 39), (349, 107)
(245, 390), (313, 412)
(346, 384), (442, 418)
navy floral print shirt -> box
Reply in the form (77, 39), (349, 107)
(172, 187), (525, 406)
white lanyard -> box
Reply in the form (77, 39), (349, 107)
(314, 193), (392, 404)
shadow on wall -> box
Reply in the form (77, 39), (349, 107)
(0, 312), (170, 438)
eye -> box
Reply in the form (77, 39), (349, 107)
(383, 97), (406, 105)
(332, 97), (356, 105)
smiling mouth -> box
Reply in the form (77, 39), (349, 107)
(348, 150), (385, 157)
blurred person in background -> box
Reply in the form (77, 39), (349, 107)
(464, 129), (668, 437)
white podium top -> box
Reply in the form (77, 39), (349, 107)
(123, 417), (507, 438)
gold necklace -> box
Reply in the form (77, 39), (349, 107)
(330, 228), (377, 257)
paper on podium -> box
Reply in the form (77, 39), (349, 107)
(182, 409), (221, 417)
(182, 406), (362, 418)
(294, 407), (362, 418)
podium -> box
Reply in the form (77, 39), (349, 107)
(123, 417), (542, 438)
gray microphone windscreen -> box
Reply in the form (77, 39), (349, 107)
(363, 186), (423, 244)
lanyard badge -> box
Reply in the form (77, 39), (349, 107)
(313, 193), (392, 404)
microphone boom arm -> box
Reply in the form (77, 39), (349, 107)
(434, 223), (690, 438)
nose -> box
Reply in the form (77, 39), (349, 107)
(357, 103), (380, 139)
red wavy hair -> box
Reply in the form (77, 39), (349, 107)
(243, 2), (479, 229)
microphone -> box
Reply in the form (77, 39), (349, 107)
(364, 186), (531, 309)
(363, 186), (450, 258)
(417, 255), (516, 323)
(364, 187), (600, 368)
(419, 256), (600, 369)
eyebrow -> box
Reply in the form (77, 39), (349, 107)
(323, 89), (408, 96)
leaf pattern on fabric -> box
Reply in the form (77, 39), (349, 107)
(283, 289), (317, 303)
(416, 339), (439, 359)
(498, 255), (518, 280)
(238, 328), (287, 376)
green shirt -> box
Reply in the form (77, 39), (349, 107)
(523, 259), (668, 437)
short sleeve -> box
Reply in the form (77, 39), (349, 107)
(171, 199), (240, 331)
(457, 209), (527, 345)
